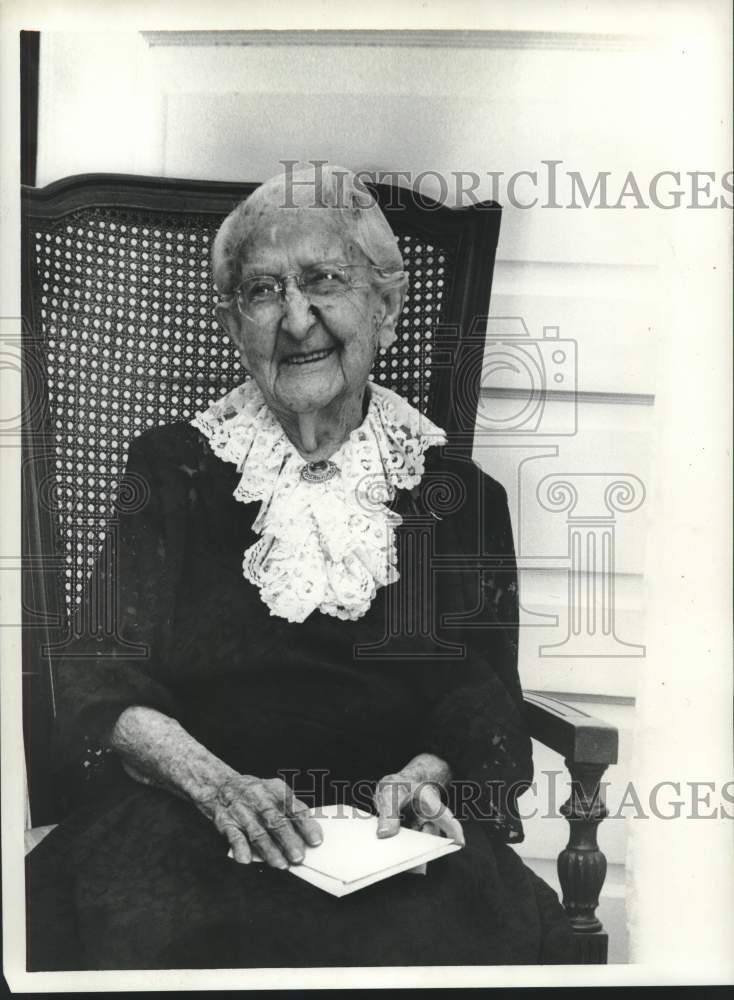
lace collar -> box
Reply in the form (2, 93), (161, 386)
(191, 379), (446, 623)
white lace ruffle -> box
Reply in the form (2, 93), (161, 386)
(191, 379), (446, 623)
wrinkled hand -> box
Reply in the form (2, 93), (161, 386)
(204, 774), (323, 868)
(374, 753), (465, 848)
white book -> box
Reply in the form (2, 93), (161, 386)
(228, 803), (462, 897)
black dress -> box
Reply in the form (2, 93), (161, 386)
(25, 421), (575, 969)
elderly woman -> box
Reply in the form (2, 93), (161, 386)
(26, 167), (574, 970)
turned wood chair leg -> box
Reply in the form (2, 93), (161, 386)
(558, 760), (610, 964)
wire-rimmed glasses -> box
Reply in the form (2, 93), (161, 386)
(233, 262), (403, 320)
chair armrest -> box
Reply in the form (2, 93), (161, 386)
(523, 690), (618, 765)
(522, 690), (619, 964)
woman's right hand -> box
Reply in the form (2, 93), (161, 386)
(202, 774), (323, 869)
(109, 708), (322, 869)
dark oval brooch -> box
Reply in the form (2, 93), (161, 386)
(300, 459), (339, 484)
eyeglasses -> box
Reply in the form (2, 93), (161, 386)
(233, 262), (402, 320)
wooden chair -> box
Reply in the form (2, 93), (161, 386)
(20, 173), (618, 964)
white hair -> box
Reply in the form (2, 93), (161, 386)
(212, 165), (406, 297)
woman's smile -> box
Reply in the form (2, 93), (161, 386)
(280, 346), (336, 367)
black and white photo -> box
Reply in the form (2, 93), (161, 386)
(2, 0), (732, 990)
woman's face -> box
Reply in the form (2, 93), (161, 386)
(227, 210), (390, 419)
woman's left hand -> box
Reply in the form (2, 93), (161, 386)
(374, 752), (465, 846)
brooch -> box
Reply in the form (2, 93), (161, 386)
(300, 459), (339, 484)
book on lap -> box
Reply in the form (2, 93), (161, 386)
(227, 803), (462, 897)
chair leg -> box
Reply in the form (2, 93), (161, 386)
(558, 760), (611, 964)
(573, 930), (609, 964)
